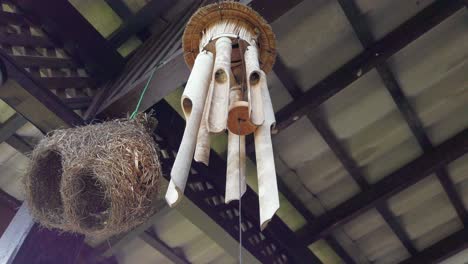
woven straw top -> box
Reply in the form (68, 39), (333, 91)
(182, 1), (276, 73)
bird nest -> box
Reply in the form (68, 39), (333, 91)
(24, 114), (163, 238)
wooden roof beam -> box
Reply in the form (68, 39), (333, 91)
(400, 228), (468, 264)
(140, 231), (190, 264)
(273, 0), (463, 132)
(108, 0), (174, 48)
(297, 127), (468, 245)
(0, 49), (83, 132)
(14, 0), (125, 80)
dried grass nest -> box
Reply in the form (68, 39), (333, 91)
(24, 114), (163, 238)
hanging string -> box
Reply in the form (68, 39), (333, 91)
(238, 116), (243, 264)
(129, 68), (157, 119)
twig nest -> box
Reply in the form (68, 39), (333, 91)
(24, 115), (162, 238)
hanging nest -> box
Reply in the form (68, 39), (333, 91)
(24, 114), (163, 238)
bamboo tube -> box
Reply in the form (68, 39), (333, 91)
(166, 51), (214, 207)
(206, 37), (232, 134)
(225, 86), (247, 203)
(194, 80), (213, 166)
(254, 70), (279, 230)
(245, 44), (264, 126)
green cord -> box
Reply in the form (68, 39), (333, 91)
(130, 68), (157, 119)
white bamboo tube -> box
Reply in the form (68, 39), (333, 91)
(194, 80), (213, 166)
(245, 44), (264, 126)
(206, 37), (232, 133)
(254, 70), (279, 230)
(166, 51), (214, 207)
(225, 86), (247, 203)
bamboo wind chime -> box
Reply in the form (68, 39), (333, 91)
(165, 2), (278, 230)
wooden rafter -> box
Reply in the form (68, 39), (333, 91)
(297, 127), (468, 245)
(272, 0), (463, 132)
(108, 0), (174, 48)
(337, 1), (468, 257)
(400, 228), (468, 264)
(14, 0), (125, 80)
(140, 231), (190, 264)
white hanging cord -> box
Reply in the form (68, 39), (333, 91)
(238, 117), (243, 264)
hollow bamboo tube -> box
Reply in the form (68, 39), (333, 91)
(206, 37), (232, 134)
(254, 70), (279, 230)
(166, 51), (214, 207)
(193, 80), (213, 166)
(225, 85), (247, 203)
(245, 44), (264, 126)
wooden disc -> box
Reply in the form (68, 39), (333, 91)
(227, 101), (257, 135)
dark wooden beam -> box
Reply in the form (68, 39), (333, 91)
(36, 76), (92, 90)
(5, 135), (33, 155)
(0, 113), (27, 144)
(108, 0), (173, 48)
(336, 0), (420, 256)
(104, 0), (132, 20)
(338, 0), (468, 237)
(0, 11), (28, 25)
(376, 204), (418, 255)
(273, 52), (417, 257)
(13, 55), (77, 68)
(14, 0), (125, 80)
(63, 96), (92, 110)
(271, 49), (357, 263)
(0, 33), (54, 48)
(297, 127), (468, 245)
(0, 49), (83, 132)
(277, 180), (356, 263)
(247, 0), (305, 23)
(400, 228), (468, 264)
(273, 0), (463, 132)
(140, 231), (190, 264)
(437, 168), (468, 225)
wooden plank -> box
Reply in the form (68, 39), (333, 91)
(104, 0), (132, 20)
(5, 135), (33, 155)
(108, 0), (173, 47)
(0, 204), (34, 264)
(37, 76), (92, 90)
(0, 33), (54, 48)
(140, 231), (190, 264)
(376, 204), (417, 255)
(0, 49), (83, 132)
(13, 55), (76, 68)
(0, 113), (27, 143)
(63, 96), (92, 110)
(437, 168), (468, 225)
(297, 128), (468, 245)
(15, 0), (125, 80)
(0, 11), (27, 25)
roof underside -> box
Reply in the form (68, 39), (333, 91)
(0, 0), (467, 263)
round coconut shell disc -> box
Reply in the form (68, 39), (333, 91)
(227, 101), (257, 135)
(183, 1), (276, 73)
